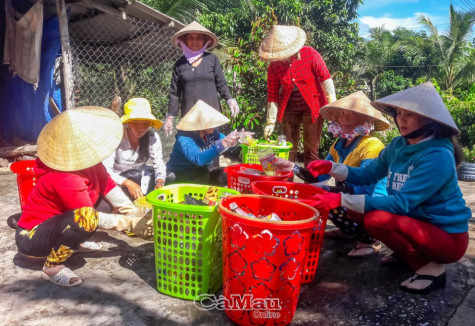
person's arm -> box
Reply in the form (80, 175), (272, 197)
(176, 134), (221, 167)
(168, 60), (182, 117)
(149, 132), (167, 186)
(310, 48), (335, 103)
(213, 55), (232, 101)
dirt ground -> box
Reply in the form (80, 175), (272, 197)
(0, 168), (474, 326)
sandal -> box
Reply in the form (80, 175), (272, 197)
(347, 241), (381, 258)
(400, 272), (446, 294)
(75, 241), (103, 253)
(325, 228), (355, 240)
(41, 267), (83, 287)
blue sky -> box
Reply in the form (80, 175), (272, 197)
(357, 0), (475, 38)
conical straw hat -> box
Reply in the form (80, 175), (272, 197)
(259, 25), (306, 62)
(371, 82), (460, 135)
(121, 98), (163, 129)
(320, 91), (390, 131)
(176, 100), (229, 131)
(171, 21), (219, 50)
(37, 106), (123, 171)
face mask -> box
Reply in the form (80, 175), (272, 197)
(328, 121), (374, 140)
(177, 40), (211, 64)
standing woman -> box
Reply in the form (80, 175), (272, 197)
(304, 83), (471, 294)
(164, 21), (240, 136)
(259, 25), (336, 166)
(103, 98), (166, 200)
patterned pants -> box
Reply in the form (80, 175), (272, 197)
(15, 207), (98, 267)
(328, 207), (375, 244)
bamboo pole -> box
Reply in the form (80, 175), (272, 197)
(56, 0), (74, 110)
(0, 145), (37, 158)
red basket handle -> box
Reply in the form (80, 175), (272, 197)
(272, 186), (288, 195)
(237, 176), (251, 185)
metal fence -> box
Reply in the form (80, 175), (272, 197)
(68, 8), (182, 119)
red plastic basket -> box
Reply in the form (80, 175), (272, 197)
(251, 181), (329, 284)
(10, 160), (38, 212)
(223, 164), (293, 194)
(218, 195), (319, 326)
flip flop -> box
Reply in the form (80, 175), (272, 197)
(400, 272), (446, 294)
(75, 241), (103, 253)
(347, 241), (381, 258)
(41, 268), (83, 287)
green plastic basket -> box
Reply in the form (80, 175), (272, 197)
(146, 184), (239, 300)
(241, 140), (293, 164)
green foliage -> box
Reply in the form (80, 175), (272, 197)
(462, 145), (475, 163)
(448, 100), (475, 149)
(376, 70), (413, 98)
(224, 8), (279, 138)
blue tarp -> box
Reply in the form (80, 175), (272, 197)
(0, 16), (62, 143)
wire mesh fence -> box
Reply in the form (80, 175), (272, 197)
(69, 7), (182, 119)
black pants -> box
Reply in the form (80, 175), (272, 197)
(16, 207), (98, 267)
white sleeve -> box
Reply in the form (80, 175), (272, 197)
(149, 131), (167, 181)
(102, 150), (127, 185)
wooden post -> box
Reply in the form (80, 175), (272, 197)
(56, 0), (74, 110)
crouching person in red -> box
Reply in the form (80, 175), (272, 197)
(303, 83), (471, 294)
(15, 107), (149, 287)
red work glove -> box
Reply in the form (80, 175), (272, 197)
(306, 160), (332, 177)
(300, 192), (341, 212)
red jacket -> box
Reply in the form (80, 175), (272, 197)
(267, 46), (331, 122)
(18, 159), (117, 230)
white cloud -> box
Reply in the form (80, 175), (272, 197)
(359, 12), (447, 33)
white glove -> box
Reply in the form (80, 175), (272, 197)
(227, 99), (240, 118)
(97, 211), (153, 240)
(322, 78), (337, 104)
(221, 130), (239, 148)
(164, 115), (174, 137)
(104, 186), (139, 216)
(263, 102), (278, 140)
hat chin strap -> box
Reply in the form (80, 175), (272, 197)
(399, 122), (435, 139)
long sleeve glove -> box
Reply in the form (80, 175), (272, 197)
(164, 115), (174, 137)
(227, 99), (240, 118)
(307, 160), (333, 177)
(300, 192), (341, 212)
(97, 212), (153, 240)
(217, 130), (239, 153)
(322, 78), (337, 104)
(263, 102), (278, 140)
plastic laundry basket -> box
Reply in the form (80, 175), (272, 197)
(251, 181), (329, 284)
(146, 184), (239, 300)
(218, 195), (319, 326)
(242, 140), (293, 164)
(10, 160), (37, 212)
(224, 164), (293, 194)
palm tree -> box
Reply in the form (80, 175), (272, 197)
(419, 4), (475, 92)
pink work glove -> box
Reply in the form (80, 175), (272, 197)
(300, 192), (341, 212)
(164, 115), (174, 137)
(227, 99), (240, 118)
(307, 160), (333, 177)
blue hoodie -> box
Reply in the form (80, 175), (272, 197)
(167, 130), (225, 174)
(346, 136), (471, 233)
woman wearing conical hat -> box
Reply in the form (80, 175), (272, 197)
(103, 98), (166, 200)
(16, 107), (153, 287)
(163, 21), (240, 137)
(303, 82), (471, 294)
(259, 25), (336, 166)
(166, 100), (240, 185)
(275, 91), (390, 257)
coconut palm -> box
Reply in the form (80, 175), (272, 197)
(419, 4), (475, 92)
